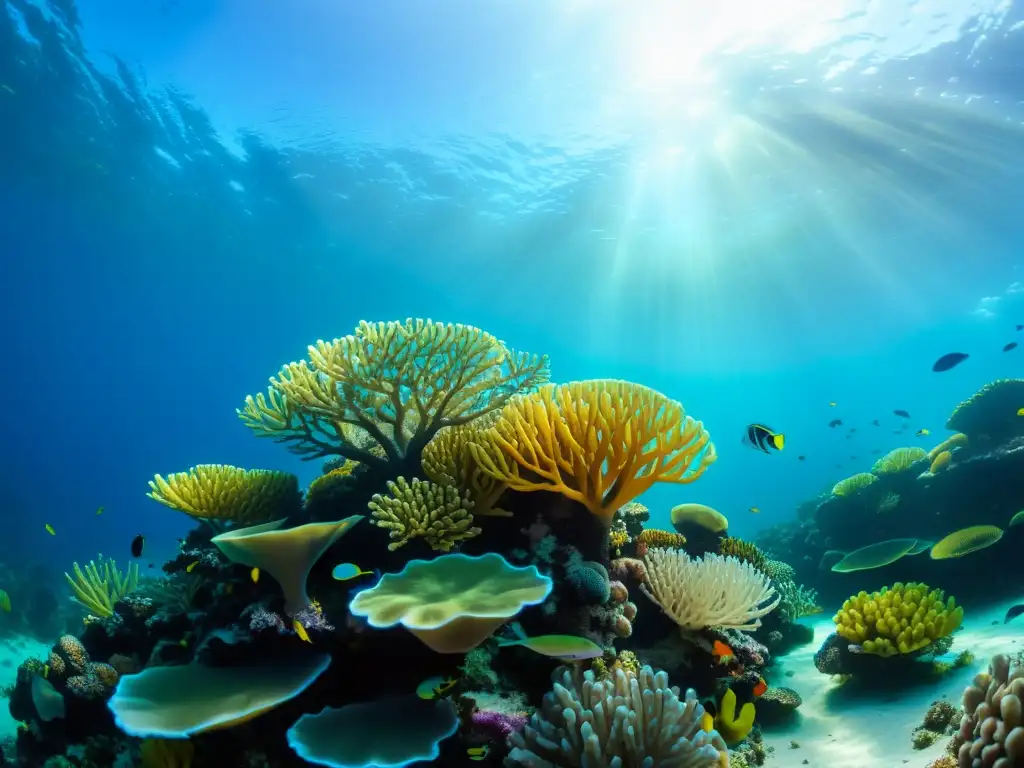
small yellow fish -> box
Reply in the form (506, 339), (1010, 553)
(185, 561), (199, 573)
(467, 745), (490, 761)
(416, 675), (458, 700)
(95, 506), (104, 515)
(44, 524), (55, 536)
(749, 507), (760, 514)
(829, 401), (837, 407)
(293, 619), (312, 643)
(916, 428), (930, 437)
(42, 665), (49, 679)
(1017, 408), (1024, 417)
(250, 567), (260, 584)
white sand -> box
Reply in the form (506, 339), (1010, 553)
(760, 599), (1022, 768)
(0, 634), (50, 741)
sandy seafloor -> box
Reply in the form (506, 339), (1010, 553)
(761, 598), (1022, 768)
(0, 634), (49, 741)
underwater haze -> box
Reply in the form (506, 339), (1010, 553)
(2, 1), (1024, 766)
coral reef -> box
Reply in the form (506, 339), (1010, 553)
(147, 464), (302, 525)
(368, 476), (481, 551)
(952, 652), (1024, 766)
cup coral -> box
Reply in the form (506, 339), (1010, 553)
(468, 380), (716, 527)
(211, 515), (364, 614)
(833, 582), (963, 657)
(506, 664), (728, 767)
(642, 548), (780, 632)
(348, 552), (552, 653)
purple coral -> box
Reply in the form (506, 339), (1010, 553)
(472, 709), (528, 740)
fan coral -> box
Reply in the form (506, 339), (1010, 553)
(506, 665), (728, 767)
(147, 464), (301, 524)
(946, 378), (1024, 442)
(833, 582), (963, 657)
(368, 477), (481, 552)
(871, 447), (928, 475)
(238, 318), (549, 465)
(955, 652), (1024, 766)
(64, 556), (139, 618)
(468, 380), (716, 526)
(831, 472), (877, 496)
(642, 549), (780, 632)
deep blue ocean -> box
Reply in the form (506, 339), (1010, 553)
(2, 0), (1023, 591)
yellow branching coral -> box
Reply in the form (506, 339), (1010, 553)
(871, 447), (927, 475)
(147, 465), (301, 524)
(831, 472), (877, 497)
(718, 537), (767, 572)
(946, 378), (1024, 440)
(65, 557), (139, 618)
(368, 477), (481, 552)
(834, 582), (963, 657)
(422, 418), (510, 517)
(238, 319), (550, 466)
(468, 380), (716, 527)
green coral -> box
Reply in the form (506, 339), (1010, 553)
(871, 447), (927, 475)
(64, 557), (139, 618)
(832, 472), (877, 496)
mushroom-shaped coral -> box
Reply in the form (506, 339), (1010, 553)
(108, 655), (331, 737)
(238, 318), (550, 465)
(468, 380), (716, 526)
(287, 695), (459, 768)
(507, 664), (728, 767)
(833, 582), (963, 657)
(670, 502), (728, 533)
(928, 433), (968, 460)
(642, 549), (780, 632)
(348, 553), (552, 653)
(871, 447), (927, 475)
(831, 472), (878, 497)
(147, 464), (302, 524)
(955, 652), (1024, 766)
(946, 378), (1024, 443)
(368, 477), (481, 552)
(212, 516), (363, 614)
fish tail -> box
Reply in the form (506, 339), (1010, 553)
(773, 433), (785, 450)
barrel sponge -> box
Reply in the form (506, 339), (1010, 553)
(833, 582), (963, 657)
(107, 655), (331, 738)
(287, 695), (458, 768)
(832, 472), (877, 497)
(147, 464), (302, 524)
(238, 318), (551, 465)
(507, 664), (728, 767)
(641, 548), (780, 632)
(348, 553), (552, 654)
(947, 378), (1024, 441)
(468, 380), (717, 527)
(871, 447), (927, 475)
(956, 653), (1024, 766)
(368, 477), (481, 552)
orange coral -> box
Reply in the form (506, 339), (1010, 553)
(636, 528), (686, 549)
(468, 380), (716, 527)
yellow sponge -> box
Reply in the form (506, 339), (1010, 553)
(833, 582), (963, 657)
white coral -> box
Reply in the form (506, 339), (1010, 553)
(641, 549), (780, 632)
(506, 665), (727, 768)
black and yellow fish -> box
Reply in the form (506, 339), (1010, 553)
(743, 424), (784, 453)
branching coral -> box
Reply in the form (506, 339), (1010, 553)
(642, 548), (780, 632)
(368, 476), (481, 552)
(954, 652), (1024, 766)
(776, 580), (823, 621)
(238, 318), (550, 465)
(147, 464), (301, 524)
(506, 665), (728, 767)
(468, 380), (716, 526)
(65, 557), (139, 618)
(833, 582), (963, 657)
(421, 418), (511, 516)
(871, 447), (927, 475)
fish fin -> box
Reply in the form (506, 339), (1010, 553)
(773, 433), (785, 450)
(509, 622), (528, 640)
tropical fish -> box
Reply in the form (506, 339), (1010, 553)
(700, 710), (715, 734)
(893, 410), (911, 419)
(1018, 408), (1024, 417)
(932, 352), (969, 372)
(95, 506), (104, 515)
(185, 561), (199, 574)
(1010, 510), (1024, 527)
(416, 675), (458, 700)
(1004, 342), (1018, 352)
(829, 419), (842, 428)
(332, 563), (374, 581)
(131, 534), (145, 558)
(872, 419), (880, 426)
(0, 590), (10, 613)
(1005, 604), (1024, 624)
(797, 455), (806, 461)
(916, 429), (930, 437)
(711, 639), (734, 665)
(44, 524), (55, 536)
(752, 677), (767, 697)
(829, 401), (837, 407)
(743, 424), (784, 453)
(749, 507), (760, 514)
(250, 567), (259, 584)
(293, 619), (312, 643)
(467, 745), (490, 761)
(496, 634), (603, 660)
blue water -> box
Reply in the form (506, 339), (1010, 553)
(2, 0), (1023, 584)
